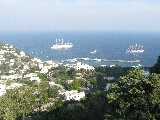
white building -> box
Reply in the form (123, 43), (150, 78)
(0, 83), (23, 96)
(76, 62), (94, 71)
(30, 77), (41, 82)
(23, 65), (29, 70)
(14, 53), (18, 56)
(0, 57), (5, 62)
(62, 90), (85, 101)
(40, 66), (52, 74)
(65, 62), (94, 71)
(10, 59), (15, 63)
(1, 75), (17, 80)
(0, 84), (6, 96)
(64, 64), (76, 68)
(49, 82), (64, 89)
(24, 73), (37, 78)
(40, 66), (49, 74)
(46, 60), (54, 64)
(14, 74), (23, 79)
(20, 51), (25, 57)
(32, 58), (41, 63)
(67, 80), (73, 84)
(101, 65), (106, 67)
(2, 45), (8, 49)
(6, 83), (23, 89)
(9, 45), (14, 49)
(9, 70), (15, 74)
(38, 62), (44, 69)
(0, 50), (4, 55)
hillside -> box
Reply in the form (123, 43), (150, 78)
(0, 41), (160, 120)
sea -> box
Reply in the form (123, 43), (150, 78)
(0, 31), (160, 67)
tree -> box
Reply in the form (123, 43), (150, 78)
(38, 82), (50, 104)
(95, 66), (132, 79)
(47, 86), (59, 98)
(67, 68), (76, 79)
(106, 67), (160, 119)
(0, 86), (37, 120)
(12, 63), (18, 69)
(88, 77), (97, 87)
(68, 80), (80, 90)
(150, 56), (160, 74)
(21, 56), (30, 62)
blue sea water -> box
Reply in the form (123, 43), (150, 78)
(0, 31), (160, 67)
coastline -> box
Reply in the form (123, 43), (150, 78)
(1, 31), (160, 67)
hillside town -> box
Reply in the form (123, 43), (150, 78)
(0, 41), (150, 100)
(0, 42), (97, 101)
(1, 41), (158, 120)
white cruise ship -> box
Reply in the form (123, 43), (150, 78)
(126, 44), (144, 54)
(51, 39), (73, 49)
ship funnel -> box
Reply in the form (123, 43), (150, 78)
(56, 39), (57, 44)
(62, 39), (63, 44)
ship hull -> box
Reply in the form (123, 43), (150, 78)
(51, 45), (73, 49)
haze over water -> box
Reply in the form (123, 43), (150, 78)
(0, 31), (160, 67)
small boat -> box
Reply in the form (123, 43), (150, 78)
(90, 50), (96, 54)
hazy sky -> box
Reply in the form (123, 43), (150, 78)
(0, 0), (160, 31)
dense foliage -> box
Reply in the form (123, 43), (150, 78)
(106, 67), (160, 119)
(0, 81), (59, 120)
(150, 56), (160, 74)
(30, 67), (160, 120)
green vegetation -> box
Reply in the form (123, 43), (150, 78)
(150, 55), (160, 74)
(4, 53), (17, 60)
(68, 79), (81, 90)
(0, 81), (60, 120)
(30, 66), (160, 120)
(0, 41), (4, 49)
(1, 64), (158, 120)
(21, 56), (31, 63)
(106, 67), (160, 119)
(0, 86), (37, 120)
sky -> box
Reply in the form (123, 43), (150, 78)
(0, 0), (160, 32)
